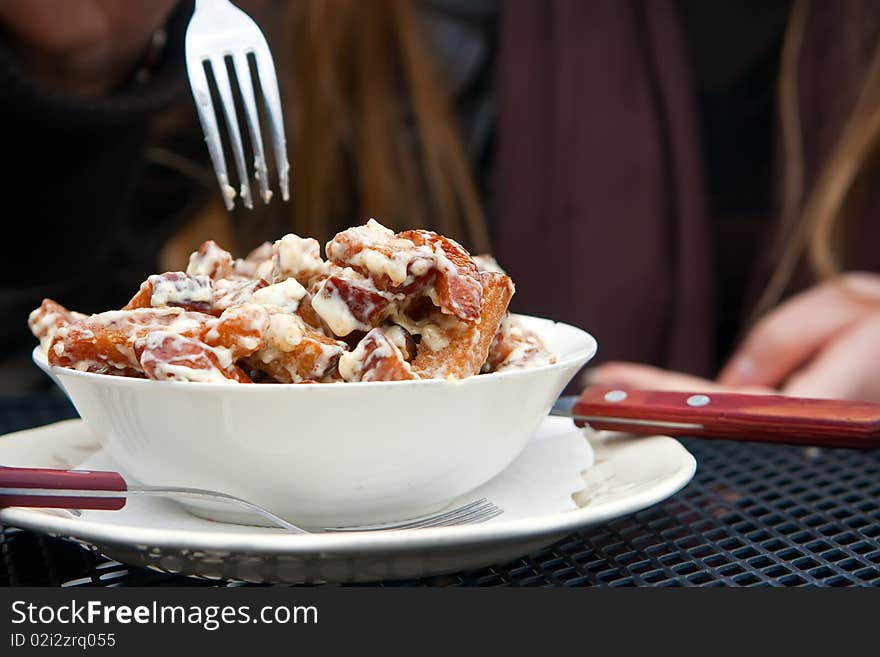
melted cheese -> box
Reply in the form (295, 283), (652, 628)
(251, 278), (307, 312)
(311, 282), (366, 336)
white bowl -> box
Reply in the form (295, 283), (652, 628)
(33, 315), (596, 529)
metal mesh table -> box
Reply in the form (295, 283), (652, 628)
(2, 395), (878, 587)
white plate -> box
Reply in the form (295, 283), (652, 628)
(0, 417), (695, 583)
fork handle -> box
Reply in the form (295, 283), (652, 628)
(0, 466), (127, 510)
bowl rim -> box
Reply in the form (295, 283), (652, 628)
(32, 313), (597, 391)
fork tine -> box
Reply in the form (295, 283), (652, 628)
(209, 56), (253, 209)
(415, 501), (501, 528)
(186, 59), (235, 211)
(378, 499), (498, 530)
(391, 499), (489, 529)
(321, 498), (503, 532)
(231, 52), (271, 204)
(252, 48), (290, 201)
(445, 503), (504, 526)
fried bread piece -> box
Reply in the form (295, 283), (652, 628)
(482, 314), (556, 373)
(124, 272), (214, 313)
(397, 229), (483, 321)
(28, 299), (86, 354)
(270, 233), (328, 287)
(138, 331), (251, 383)
(212, 277), (270, 311)
(311, 268), (395, 336)
(47, 308), (211, 373)
(186, 240), (235, 279)
(326, 220), (483, 320)
(411, 272), (513, 379)
(244, 309), (347, 383)
(338, 327), (417, 382)
(202, 303), (269, 358)
(233, 241), (274, 279)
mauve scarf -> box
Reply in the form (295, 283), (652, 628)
(495, 0), (715, 377)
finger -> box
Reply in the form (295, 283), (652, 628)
(588, 362), (767, 393)
(719, 273), (880, 388)
(782, 314), (880, 401)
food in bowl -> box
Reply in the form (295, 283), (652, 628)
(28, 221), (586, 528)
(31, 315), (596, 528)
(29, 220), (555, 384)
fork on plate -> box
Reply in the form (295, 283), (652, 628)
(185, 0), (290, 210)
(0, 465), (503, 533)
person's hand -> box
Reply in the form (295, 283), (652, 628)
(719, 272), (880, 400)
(585, 362), (774, 395)
(588, 272), (880, 401)
(0, 0), (179, 95)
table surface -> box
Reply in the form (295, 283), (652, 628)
(1, 394), (878, 587)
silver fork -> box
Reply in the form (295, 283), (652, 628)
(124, 490), (502, 532)
(0, 464), (503, 534)
(185, 0), (290, 210)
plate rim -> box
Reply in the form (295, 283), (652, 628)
(0, 426), (696, 556)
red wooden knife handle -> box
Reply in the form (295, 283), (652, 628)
(0, 466), (127, 510)
(574, 387), (880, 449)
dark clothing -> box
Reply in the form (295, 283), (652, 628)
(496, 0), (880, 377)
(0, 1), (195, 392)
(679, 0), (792, 362)
(2, 0), (880, 393)
(433, 0), (790, 371)
(497, 0), (714, 376)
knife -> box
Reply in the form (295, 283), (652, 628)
(551, 387), (880, 449)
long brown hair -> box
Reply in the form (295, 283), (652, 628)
(756, 0), (880, 315)
(279, 0), (488, 251)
